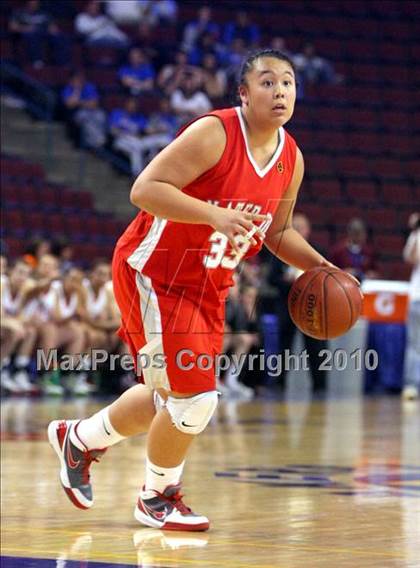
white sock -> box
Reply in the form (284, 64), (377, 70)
(72, 407), (126, 450)
(1, 357), (11, 370)
(73, 371), (87, 382)
(145, 456), (185, 494)
(225, 364), (240, 388)
(15, 355), (30, 368)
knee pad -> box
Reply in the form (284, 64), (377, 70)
(166, 391), (219, 435)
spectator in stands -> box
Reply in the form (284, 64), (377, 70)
(239, 284), (266, 393)
(62, 70), (99, 144)
(157, 50), (200, 96)
(113, 97), (175, 172)
(225, 37), (247, 69)
(270, 36), (293, 59)
(9, 0), (69, 67)
(330, 218), (378, 281)
(402, 212), (420, 401)
(118, 48), (155, 95)
(170, 72), (212, 123)
(199, 52), (227, 99)
(61, 70), (99, 113)
(223, 10), (260, 47)
(75, 0), (128, 48)
(293, 43), (338, 86)
(105, 0), (143, 24)
(182, 5), (219, 54)
(74, 97), (107, 149)
(188, 31), (224, 67)
(141, 0), (178, 26)
(221, 275), (256, 399)
(109, 97), (148, 175)
(151, 0), (178, 26)
(224, 38), (248, 86)
(265, 213), (328, 393)
(143, 98), (177, 148)
(240, 258), (263, 288)
(106, 0), (177, 26)
(135, 22), (160, 63)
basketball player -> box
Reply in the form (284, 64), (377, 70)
(38, 266), (92, 395)
(81, 261), (120, 351)
(0, 259), (38, 393)
(0, 259), (36, 393)
(221, 274), (257, 399)
(48, 50), (335, 531)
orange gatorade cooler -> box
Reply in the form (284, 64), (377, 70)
(361, 280), (410, 324)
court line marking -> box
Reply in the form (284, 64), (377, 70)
(1, 529), (407, 560)
(0, 547), (279, 568)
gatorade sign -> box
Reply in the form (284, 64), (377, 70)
(361, 280), (409, 323)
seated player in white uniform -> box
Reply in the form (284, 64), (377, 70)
(37, 263), (91, 395)
(81, 261), (120, 351)
(0, 259), (38, 393)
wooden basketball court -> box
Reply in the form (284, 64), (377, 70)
(1, 395), (419, 567)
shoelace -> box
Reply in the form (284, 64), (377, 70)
(81, 451), (104, 484)
(168, 491), (192, 514)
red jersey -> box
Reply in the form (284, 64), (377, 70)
(114, 107), (297, 307)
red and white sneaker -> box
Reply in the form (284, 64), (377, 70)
(134, 484), (210, 531)
(47, 420), (106, 510)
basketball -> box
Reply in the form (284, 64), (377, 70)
(288, 267), (363, 339)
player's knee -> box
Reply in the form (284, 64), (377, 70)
(166, 390), (219, 435)
(25, 325), (37, 342)
(14, 323), (25, 342)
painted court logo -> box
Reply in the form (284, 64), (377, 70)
(215, 463), (420, 498)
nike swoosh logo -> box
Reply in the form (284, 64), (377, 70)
(181, 421), (197, 428)
(66, 436), (81, 469)
(150, 468), (165, 476)
(102, 416), (111, 436)
(143, 502), (167, 520)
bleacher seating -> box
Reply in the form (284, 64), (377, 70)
(1, 0), (419, 278)
(1, 155), (126, 264)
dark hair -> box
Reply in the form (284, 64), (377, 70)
(24, 237), (50, 256)
(238, 48), (296, 87)
(51, 237), (70, 257)
(90, 258), (110, 271)
(62, 265), (84, 278)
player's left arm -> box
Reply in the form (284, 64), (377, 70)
(264, 147), (332, 271)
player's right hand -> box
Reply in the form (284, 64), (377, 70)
(209, 208), (270, 253)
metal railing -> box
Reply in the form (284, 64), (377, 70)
(0, 62), (57, 166)
(0, 62), (132, 186)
